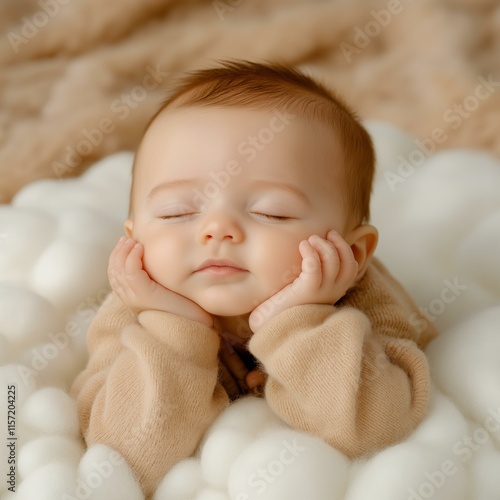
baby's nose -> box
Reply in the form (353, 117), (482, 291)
(199, 214), (244, 243)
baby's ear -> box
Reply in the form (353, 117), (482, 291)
(345, 224), (378, 281)
(124, 219), (134, 237)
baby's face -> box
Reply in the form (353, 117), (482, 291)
(127, 106), (347, 317)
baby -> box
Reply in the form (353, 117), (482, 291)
(71, 61), (437, 497)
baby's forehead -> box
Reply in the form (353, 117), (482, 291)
(133, 104), (344, 186)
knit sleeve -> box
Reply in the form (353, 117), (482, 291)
(70, 292), (229, 497)
(248, 303), (430, 458)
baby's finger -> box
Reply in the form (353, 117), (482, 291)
(298, 239), (322, 287)
(123, 242), (144, 276)
(112, 237), (136, 274)
(307, 234), (340, 285)
(108, 236), (127, 269)
(327, 230), (358, 285)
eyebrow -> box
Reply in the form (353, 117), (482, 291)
(147, 178), (198, 200)
(146, 178), (311, 205)
(250, 180), (311, 205)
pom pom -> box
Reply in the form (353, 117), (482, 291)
(456, 209), (500, 297)
(15, 463), (76, 500)
(76, 444), (144, 500)
(409, 386), (470, 450)
(227, 429), (349, 500)
(195, 489), (230, 500)
(31, 238), (110, 311)
(57, 207), (122, 251)
(200, 428), (253, 488)
(21, 387), (80, 438)
(153, 459), (203, 500)
(14, 178), (95, 217)
(426, 306), (500, 443)
(0, 363), (37, 407)
(203, 396), (286, 441)
(0, 206), (57, 282)
(81, 152), (133, 220)
(347, 443), (468, 500)
(18, 435), (84, 479)
(0, 285), (62, 353)
(471, 439), (500, 500)
(18, 340), (85, 390)
(364, 120), (418, 176)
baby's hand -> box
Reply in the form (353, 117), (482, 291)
(249, 231), (358, 331)
(108, 237), (213, 327)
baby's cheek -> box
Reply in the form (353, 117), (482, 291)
(262, 244), (302, 292)
(141, 246), (176, 288)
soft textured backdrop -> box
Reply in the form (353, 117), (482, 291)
(0, 0), (499, 201)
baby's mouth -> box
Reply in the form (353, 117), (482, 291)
(195, 258), (247, 275)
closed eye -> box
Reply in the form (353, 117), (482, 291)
(251, 213), (292, 221)
(159, 213), (197, 220)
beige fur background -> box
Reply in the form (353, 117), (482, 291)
(1, 0), (499, 203)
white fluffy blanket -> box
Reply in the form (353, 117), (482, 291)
(1, 122), (499, 500)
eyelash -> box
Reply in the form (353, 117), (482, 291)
(251, 213), (291, 221)
(159, 213), (196, 220)
(159, 213), (292, 221)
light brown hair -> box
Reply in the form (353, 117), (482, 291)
(133, 60), (375, 230)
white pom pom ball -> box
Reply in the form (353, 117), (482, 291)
(228, 429), (349, 500)
(200, 428), (253, 488)
(426, 306), (500, 438)
(364, 120), (418, 176)
(153, 458), (203, 500)
(31, 238), (109, 311)
(456, 209), (500, 297)
(0, 285), (62, 352)
(0, 363), (37, 407)
(471, 440), (500, 500)
(408, 386), (470, 449)
(81, 151), (133, 219)
(77, 444), (144, 500)
(16, 463), (76, 500)
(0, 206), (56, 281)
(204, 397), (286, 441)
(346, 443), (467, 500)
(195, 489), (230, 500)
(57, 207), (123, 251)
(18, 435), (84, 479)
(21, 387), (80, 438)
(19, 340), (84, 390)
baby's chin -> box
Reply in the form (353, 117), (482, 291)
(191, 294), (255, 318)
(201, 302), (254, 317)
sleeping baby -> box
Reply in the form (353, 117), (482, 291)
(71, 60), (437, 497)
